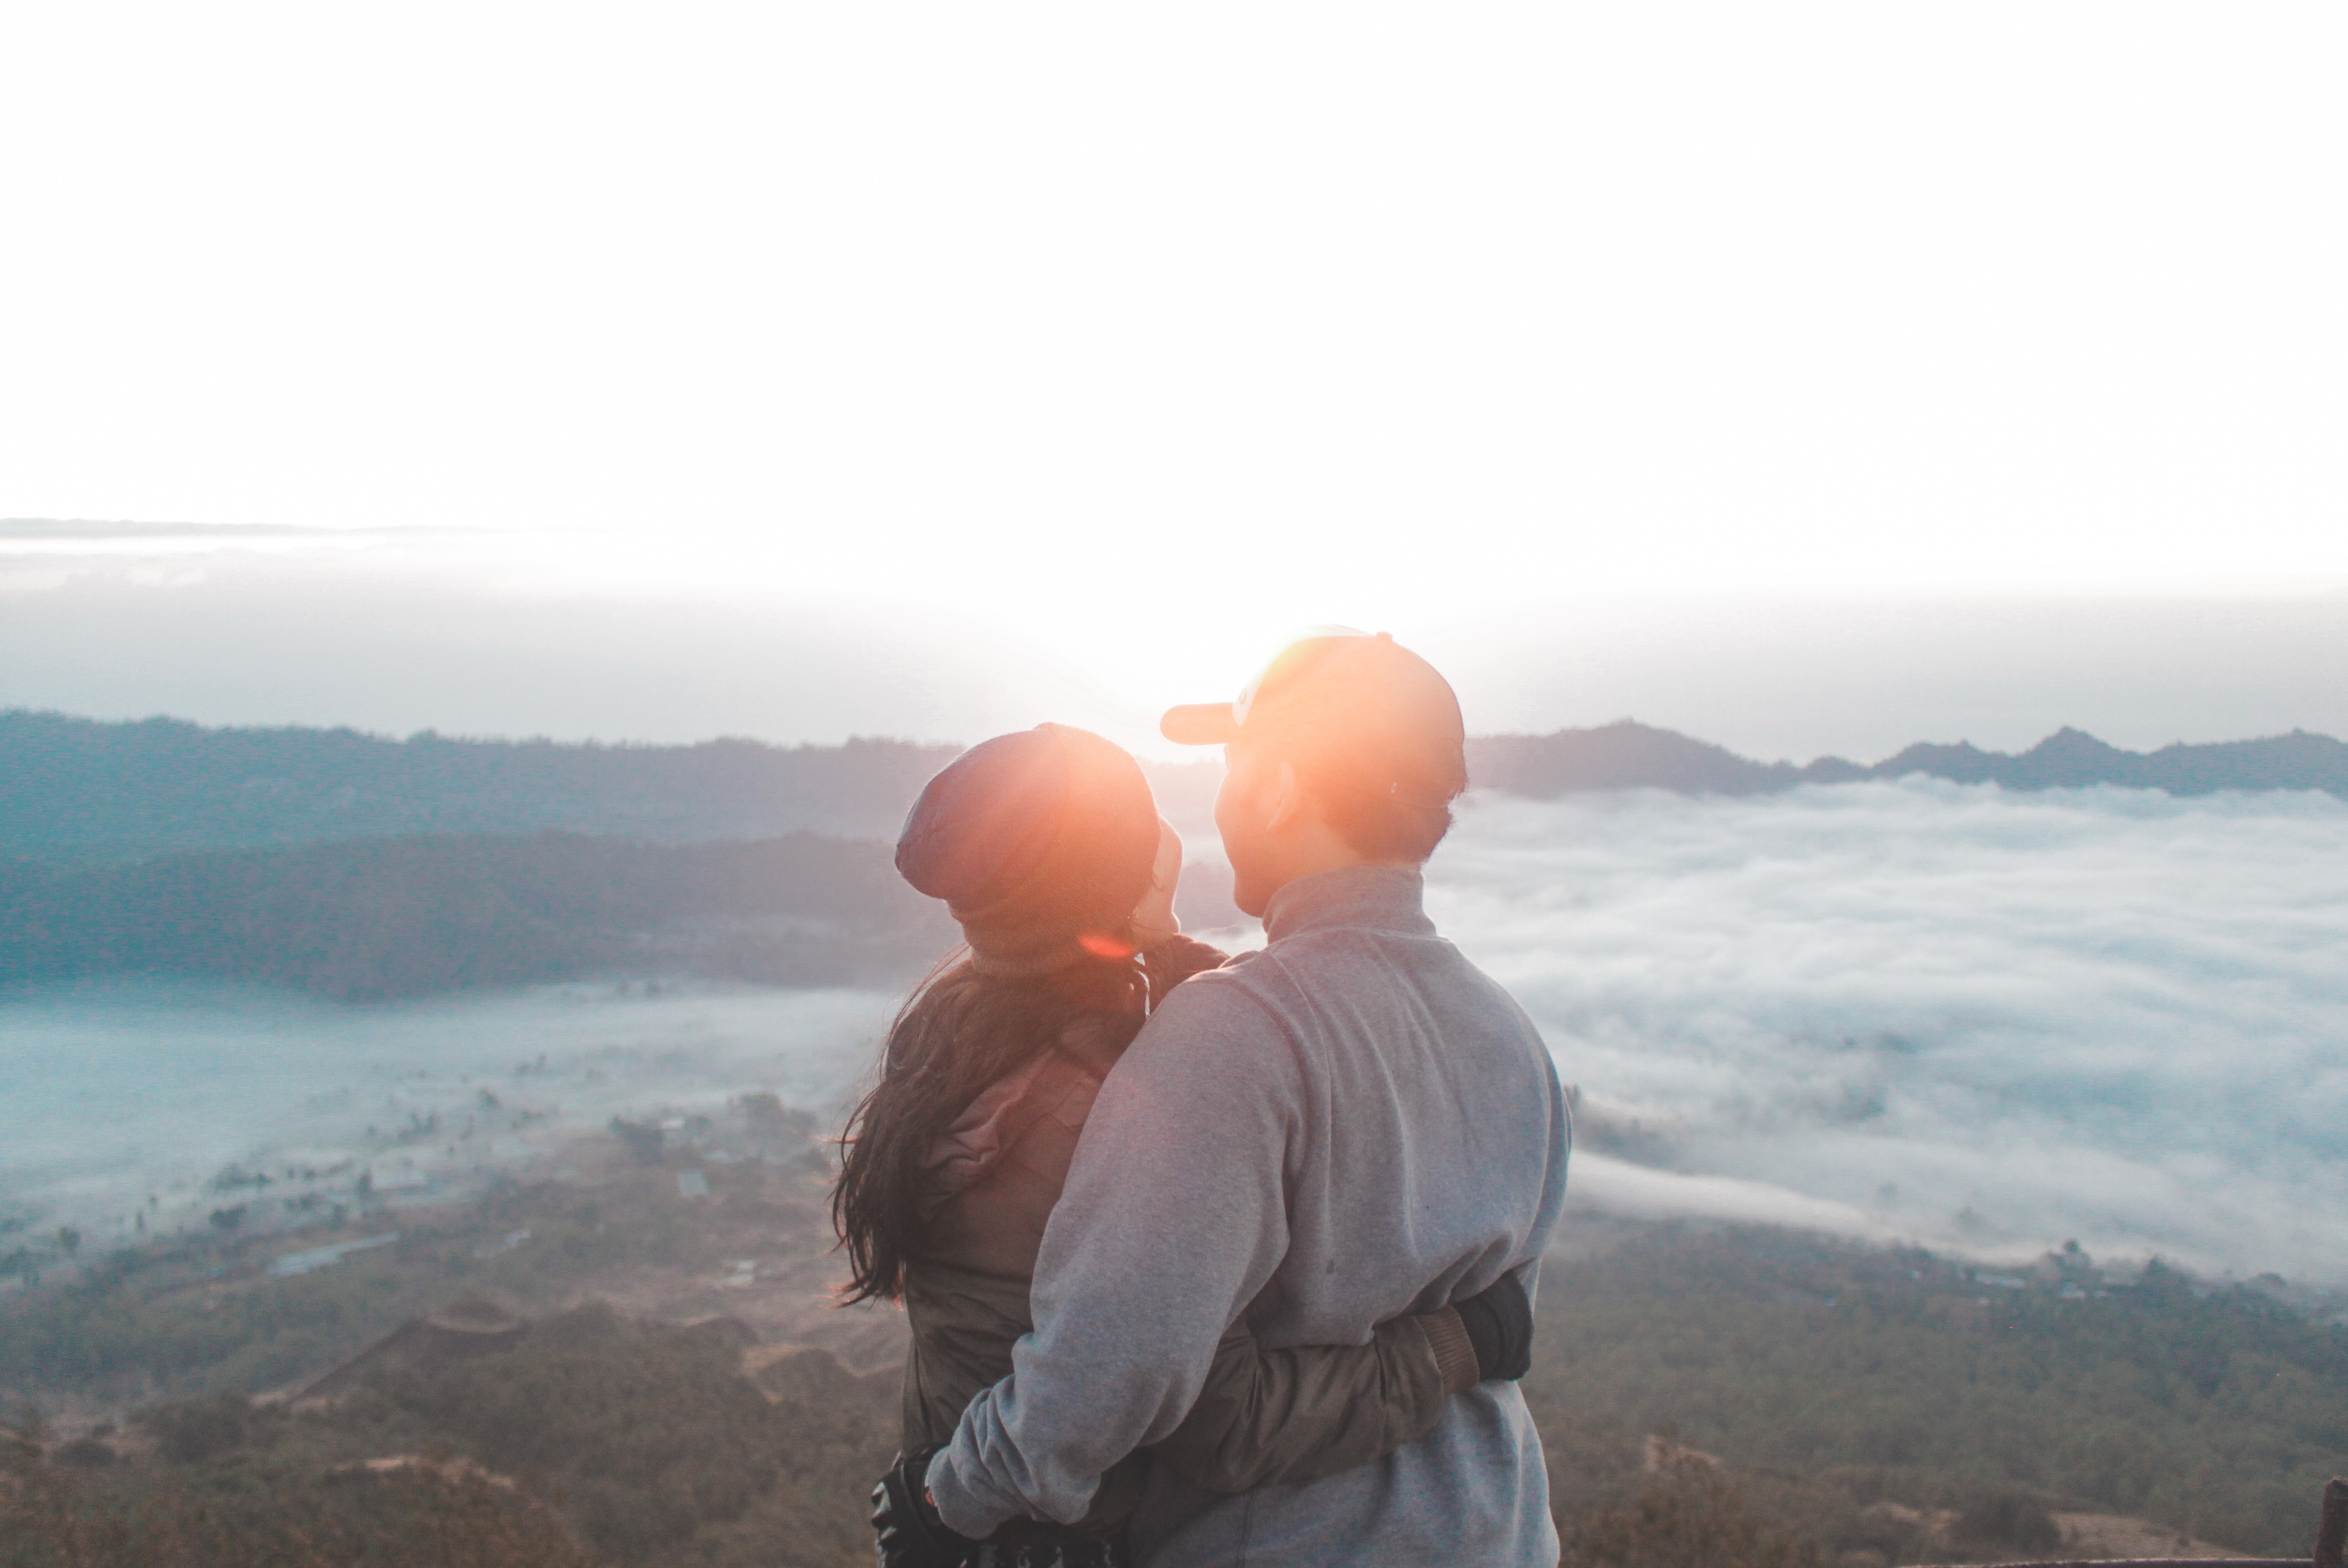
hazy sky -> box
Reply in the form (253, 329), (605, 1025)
(4, 4), (2343, 751)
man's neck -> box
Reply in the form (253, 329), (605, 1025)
(1259, 863), (1430, 943)
(1251, 850), (1417, 912)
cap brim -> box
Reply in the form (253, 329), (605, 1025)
(1161, 703), (1240, 745)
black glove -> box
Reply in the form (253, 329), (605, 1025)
(871, 1445), (979, 1568)
(1453, 1268), (1534, 1382)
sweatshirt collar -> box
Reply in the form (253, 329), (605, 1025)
(1261, 864), (1435, 944)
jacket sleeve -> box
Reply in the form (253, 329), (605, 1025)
(924, 972), (1305, 1533)
(1147, 1306), (1480, 1494)
(1142, 933), (1227, 999)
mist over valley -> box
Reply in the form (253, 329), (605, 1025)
(1439, 780), (2348, 1282)
(5, 711), (2343, 1288)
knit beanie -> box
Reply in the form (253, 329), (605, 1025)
(894, 724), (1161, 977)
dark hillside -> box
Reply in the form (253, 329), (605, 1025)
(0, 710), (1235, 865)
(0, 711), (962, 861)
(1534, 1227), (2348, 1558)
(0, 833), (955, 999)
(10, 1200), (2343, 1567)
(3, 1308), (894, 1568)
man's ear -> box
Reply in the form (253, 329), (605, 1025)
(1262, 760), (1307, 832)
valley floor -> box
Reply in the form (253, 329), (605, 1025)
(6, 1105), (2345, 1568)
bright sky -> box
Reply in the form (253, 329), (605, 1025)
(3, 3), (2343, 741)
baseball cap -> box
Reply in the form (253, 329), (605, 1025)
(1161, 628), (1467, 808)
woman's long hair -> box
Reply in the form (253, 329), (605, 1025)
(831, 949), (1142, 1304)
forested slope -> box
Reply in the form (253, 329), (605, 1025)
(0, 833), (955, 998)
(8, 1192), (2343, 1568)
(0, 712), (961, 860)
(1531, 1227), (2348, 1558)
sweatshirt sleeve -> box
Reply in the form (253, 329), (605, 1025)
(1146, 1307), (1478, 1495)
(925, 972), (1300, 1533)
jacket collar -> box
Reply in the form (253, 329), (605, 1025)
(1261, 865), (1434, 944)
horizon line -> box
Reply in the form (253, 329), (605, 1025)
(3, 705), (2339, 774)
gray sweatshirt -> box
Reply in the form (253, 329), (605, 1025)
(927, 865), (1572, 1567)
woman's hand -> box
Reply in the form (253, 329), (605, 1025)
(1453, 1269), (1534, 1382)
(871, 1446), (978, 1568)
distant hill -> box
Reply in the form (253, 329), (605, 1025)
(5, 712), (2341, 870)
(0, 828), (1252, 999)
(0, 832), (958, 999)
(1868, 724), (2348, 795)
(0, 710), (1234, 864)
(0, 710), (963, 861)
(1469, 720), (2348, 799)
(1467, 724), (1866, 796)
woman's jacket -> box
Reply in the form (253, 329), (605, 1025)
(898, 936), (1480, 1543)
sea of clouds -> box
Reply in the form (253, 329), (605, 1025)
(1430, 779), (2348, 1279)
(4, 777), (2343, 1280)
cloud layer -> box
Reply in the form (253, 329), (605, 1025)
(4, 778), (2342, 1282)
(1429, 780), (2348, 1277)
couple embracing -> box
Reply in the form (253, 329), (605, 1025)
(833, 631), (1572, 1568)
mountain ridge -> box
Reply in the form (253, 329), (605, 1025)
(1469, 720), (2348, 799)
(4, 709), (2341, 865)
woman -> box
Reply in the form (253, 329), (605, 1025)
(833, 724), (1530, 1568)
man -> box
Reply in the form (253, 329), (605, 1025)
(923, 630), (1571, 1564)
